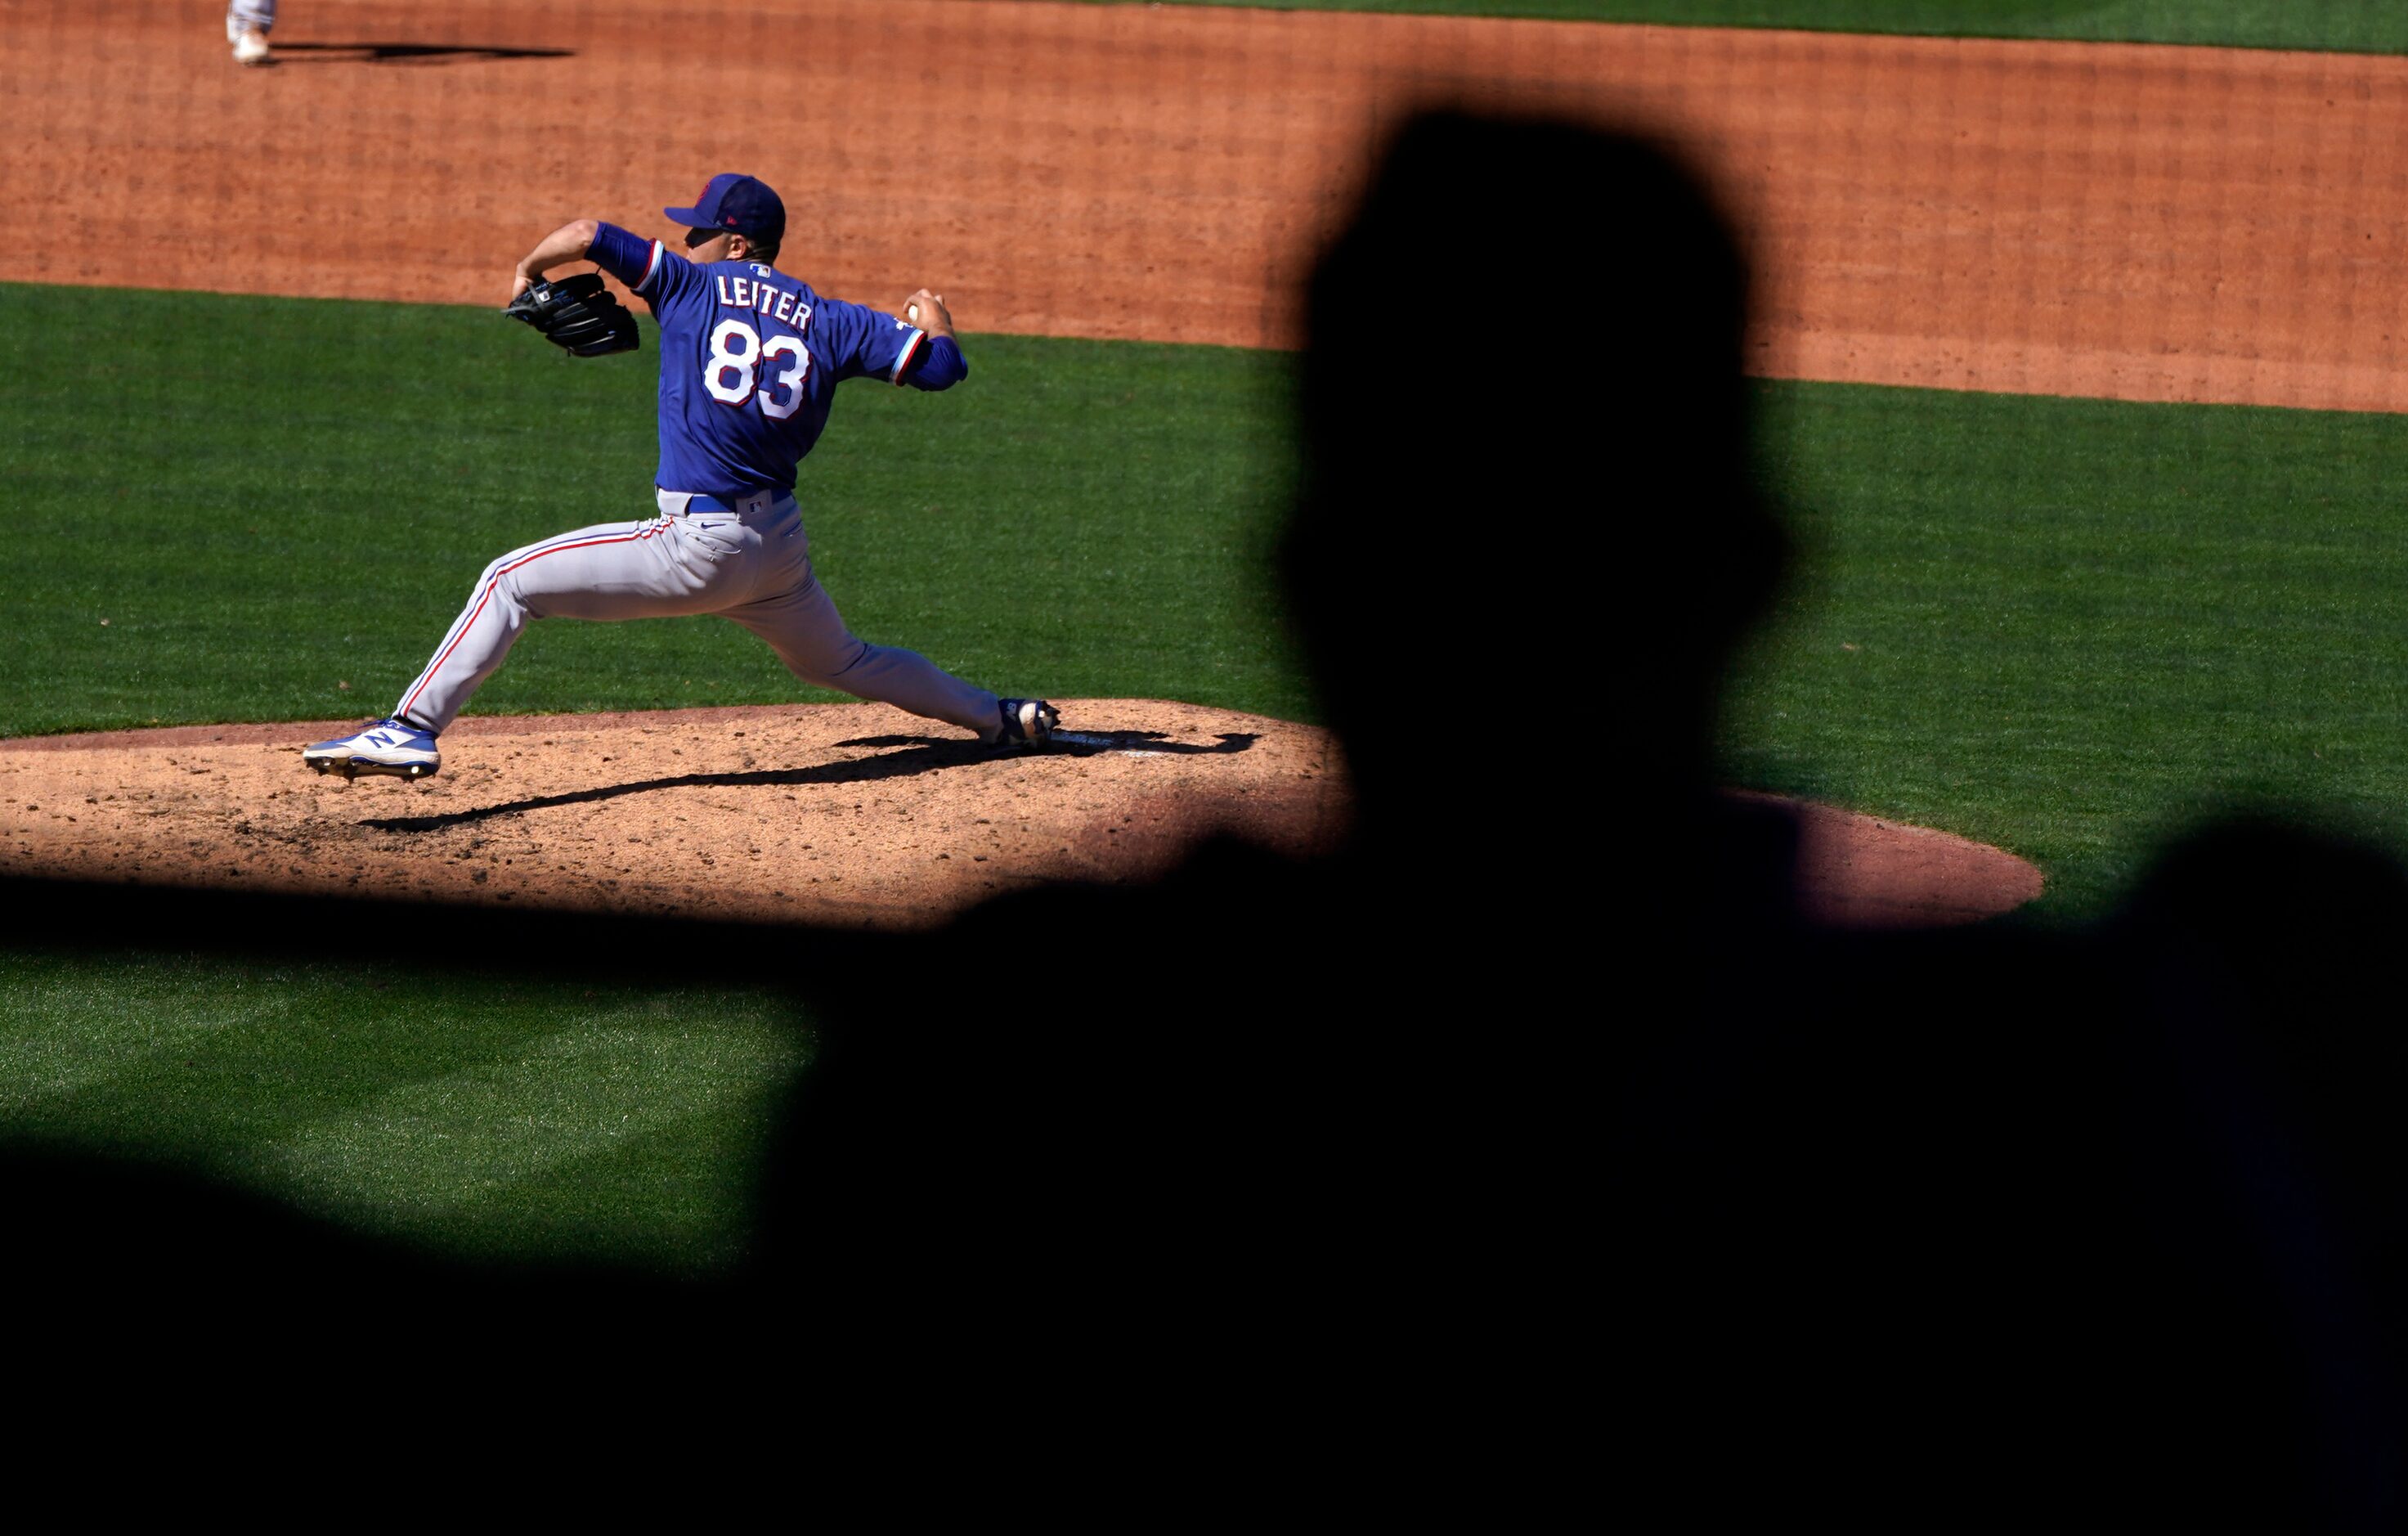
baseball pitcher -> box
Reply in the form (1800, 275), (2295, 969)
(305, 173), (1057, 781)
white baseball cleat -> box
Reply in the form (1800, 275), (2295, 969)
(231, 27), (271, 65)
(304, 718), (440, 780)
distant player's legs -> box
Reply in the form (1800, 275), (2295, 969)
(724, 563), (1000, 737)
(392, 514), (742, 734)
(226, 0), (275, 63)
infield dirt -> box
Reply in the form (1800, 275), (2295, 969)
(9, 0), (2406, 410)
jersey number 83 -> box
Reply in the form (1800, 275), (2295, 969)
(705, 318), (809, 420)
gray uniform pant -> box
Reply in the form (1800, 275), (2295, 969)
(393, 489), (999, 738)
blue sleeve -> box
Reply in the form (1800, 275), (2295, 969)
(817, 296), (963, 388)
(904, 335), (967, 393)
(586, 221), (700, 312)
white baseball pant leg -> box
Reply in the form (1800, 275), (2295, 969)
(228, 0), (276, 35)
(724, 500), (1001, 732)
(392, 492), (999, 739)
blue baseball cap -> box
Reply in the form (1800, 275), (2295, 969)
(665, 173), (787, 244)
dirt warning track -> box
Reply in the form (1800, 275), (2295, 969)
(9, 0), (2408, 411)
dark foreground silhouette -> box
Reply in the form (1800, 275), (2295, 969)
(2, 114), (2400, 1518)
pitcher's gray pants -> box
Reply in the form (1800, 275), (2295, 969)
(394, 490), (1000, 739)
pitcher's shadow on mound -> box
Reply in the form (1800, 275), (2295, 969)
(833, 730), (1255, 756)
(267, 43), (574, 66)
(362, 731), (1257, 833)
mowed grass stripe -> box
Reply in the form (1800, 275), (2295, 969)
(0, 945), (804, 1272)
(253, 1059), (797, 1266)
(1088, 0), (2408, 54)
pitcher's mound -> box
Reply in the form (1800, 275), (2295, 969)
(1738, 790), (2045, 927)
(0, 702), (2039, 929)
(0, 701), (1345, 929)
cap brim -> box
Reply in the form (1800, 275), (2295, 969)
(662, 205), (709, 227)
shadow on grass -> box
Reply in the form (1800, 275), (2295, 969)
(361, 731), (1257, 833)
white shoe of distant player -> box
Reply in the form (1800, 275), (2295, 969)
(232, 27), (271, 65)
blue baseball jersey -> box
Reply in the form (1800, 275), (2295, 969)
(588, 222), (966, 497)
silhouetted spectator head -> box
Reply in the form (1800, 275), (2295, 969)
(1287, 110), (1785, 840)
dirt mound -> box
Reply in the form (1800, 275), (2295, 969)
(1748, 792), (2045, 928)
(0, 703), (2039, 929)
(0, 701), (1344, 929)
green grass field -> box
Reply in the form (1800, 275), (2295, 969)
(0, 285), (1304, 737)
(1100, 0), (2408, 54)
(15, 283), (2406, 923)
(11, 251), (2408, 1263)
(0, 942), (801, 1273)
(1730, 381), (2408, 917)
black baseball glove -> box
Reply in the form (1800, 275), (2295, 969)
(503, 272), (640, 357)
